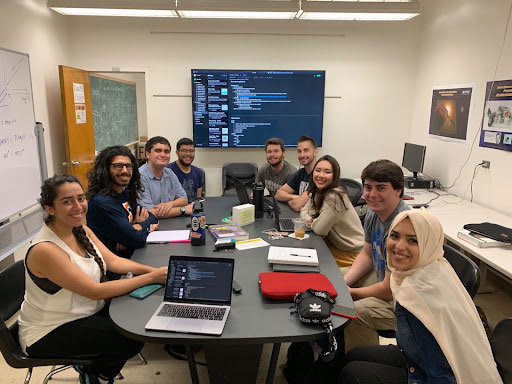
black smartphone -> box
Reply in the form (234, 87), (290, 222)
(332, 304), (359, 319)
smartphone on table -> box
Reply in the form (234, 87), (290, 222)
(332, 304), (359, 319)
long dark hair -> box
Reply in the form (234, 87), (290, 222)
(40, 174), (106, 282)
(86, 145), (141, 203)
(307, 155), (347, 218)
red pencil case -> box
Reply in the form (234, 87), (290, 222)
(258, 272), (338, 301)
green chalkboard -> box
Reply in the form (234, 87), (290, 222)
(90, 75), (138, 151)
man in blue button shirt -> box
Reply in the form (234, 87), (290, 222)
(138, 136), (193, 219)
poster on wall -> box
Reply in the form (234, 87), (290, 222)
(479, 79), (512, 152)
(428, 85), (475, 142)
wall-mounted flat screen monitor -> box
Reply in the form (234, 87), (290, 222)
(402, 142), (426, 179)
(191, 69), (325, 147)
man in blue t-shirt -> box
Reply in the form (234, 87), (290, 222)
(343, 159), (410, 351)
(167, 138), (204, 202)
(275, 136), (318, 212)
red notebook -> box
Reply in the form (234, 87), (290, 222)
(258, 272), (338, 301)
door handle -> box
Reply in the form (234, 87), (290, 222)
(62, 161), (81, 167)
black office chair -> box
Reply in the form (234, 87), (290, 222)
(490, 317), (512, 383)
(199, 167), (206, 198)
(0, 260), (98, 384)
(339, 178), (364, 206)
(442, 244), (480, 299)
(222, 162), (258, 196)
(379, 244), (481, 340)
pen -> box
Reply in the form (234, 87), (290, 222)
(151, 240), (191, 244)
(290, 253), (311, 258)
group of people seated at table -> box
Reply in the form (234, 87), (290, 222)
(16, 133), (502, 383)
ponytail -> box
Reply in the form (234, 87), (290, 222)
(72, 226), (107, 283)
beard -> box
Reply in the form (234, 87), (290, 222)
(268, 156), (284, 167)
(178, 158), (192, 167)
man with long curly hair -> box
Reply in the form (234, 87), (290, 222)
(86, 145), (158, 259)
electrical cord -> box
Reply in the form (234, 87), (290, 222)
(470, 162), (485, 202)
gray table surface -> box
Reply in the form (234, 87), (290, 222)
(109, 196), (353, 345)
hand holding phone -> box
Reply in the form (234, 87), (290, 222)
(332, 304), (359, 319)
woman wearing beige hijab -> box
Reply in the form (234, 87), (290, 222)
(341, 209), (502, 384)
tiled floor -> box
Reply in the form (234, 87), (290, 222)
(2, 283), (511, 384)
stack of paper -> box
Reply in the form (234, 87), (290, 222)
(457, 229), (511, 248)
(267, 246), (319, 266)
(146, 230), (190, 243)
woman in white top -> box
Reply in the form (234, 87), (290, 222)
(301, 155), (364, 267)
(18, 174), (167, 384)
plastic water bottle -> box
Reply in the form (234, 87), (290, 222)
(190, 201), (206, 246)
(253, 182), (264, 218)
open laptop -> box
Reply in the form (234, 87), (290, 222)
(145, 256), (234, 336)
(232, 176), (274, 211)
(271, 194), (310, 232)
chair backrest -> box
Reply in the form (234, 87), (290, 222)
(222, 162), (258, 196)
(198, 167), (206, 197)
(0, 260), (99, 371)
(442, 244), (480, 299)
(490, 317), (512, 383)
(339, 178), (364, 206)
(0, 260), (27, 368)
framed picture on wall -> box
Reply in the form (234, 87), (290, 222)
(479, 79), (512, 152)
(428, 84), (475, 142)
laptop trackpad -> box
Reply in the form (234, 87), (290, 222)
(171, 318), (205, 333)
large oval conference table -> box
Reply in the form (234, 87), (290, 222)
(109, 197), (354, 384)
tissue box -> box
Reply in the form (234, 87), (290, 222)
(232, 204), (255, 226)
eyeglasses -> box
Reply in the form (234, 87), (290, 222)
(111, 163), (133, 170)
(179, 149), (195, 154)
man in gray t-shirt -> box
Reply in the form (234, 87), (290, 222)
(255, 138), (297, 195)
(343, 160), (410, 351)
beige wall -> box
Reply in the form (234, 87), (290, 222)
(409, 0), (512, 215)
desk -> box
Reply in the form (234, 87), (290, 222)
(403, 189), (512, 287)
(109, 197), (352, 384)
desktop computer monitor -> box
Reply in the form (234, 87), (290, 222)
(402, 142), (426, 180)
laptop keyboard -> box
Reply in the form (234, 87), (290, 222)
(280, 218), (294, 231)
(158, 304), (226, 321)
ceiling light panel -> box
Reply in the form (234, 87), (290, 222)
(51, 8), (177, 17)
(177, 10), (297, 19)
(300, 11), (418, 20)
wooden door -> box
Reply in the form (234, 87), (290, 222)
(59, 65), (95, 188)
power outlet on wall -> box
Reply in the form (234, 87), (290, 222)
(482, 160), (491, 169)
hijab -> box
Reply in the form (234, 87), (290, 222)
(387, 209), (502, 384)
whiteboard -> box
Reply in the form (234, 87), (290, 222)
(0, 47), (41, 222)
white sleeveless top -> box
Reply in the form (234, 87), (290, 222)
(18, 224), (106, 352)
